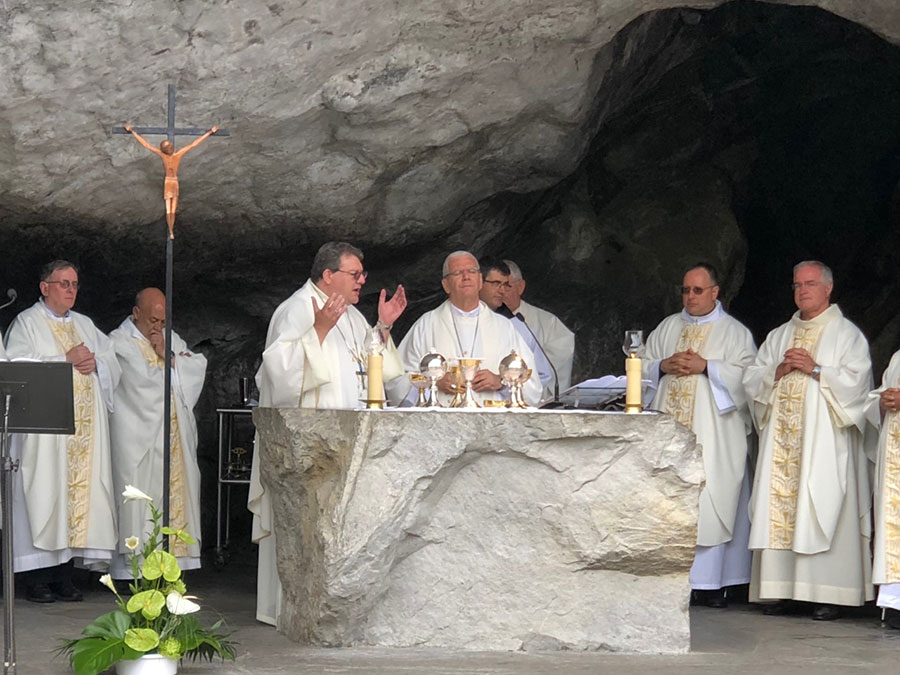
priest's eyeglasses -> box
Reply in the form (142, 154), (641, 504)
(680, 285), (714, 295)
(444, 267), (480, 279)
(483, 280), (511, 289)
(334, 269), (368, 281)
(45, 280), (79, 290)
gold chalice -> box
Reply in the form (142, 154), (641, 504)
(447, 364), (465, 408)
(457, 357), (483, 409)
(409, 373), (429, 407)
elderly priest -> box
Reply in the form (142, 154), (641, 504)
(643, 263), (757, 608)
(108, 288), (207, 579)
(5, 260), (121, 603)
(395, 251), (542, 407)
(249, 241), (408, 626)
(743, 260), (873, 621)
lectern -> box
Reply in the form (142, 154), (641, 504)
(0, 362), (75, 675)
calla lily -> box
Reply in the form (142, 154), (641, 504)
(122, 485), (152, 502)
(125, 536), (140, 551)
(99, 574), (116, 593)
(166, 591), (201, 615)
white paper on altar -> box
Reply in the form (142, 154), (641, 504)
(561, 375), (653, 408)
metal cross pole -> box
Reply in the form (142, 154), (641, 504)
(112, 83), (227, 547)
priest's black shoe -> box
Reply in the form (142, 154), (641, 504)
(884, 608), (900, 630)
(811, 603), (841, 621)
(49, 580), (84, 602)
(763, 599), (801, 616)
(692, 588), (728, 608)
(25, 584), (55, 603)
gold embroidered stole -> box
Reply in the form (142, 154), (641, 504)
(663, 323), (712, 431)
(882, 387), (900, 582)
(768, 324), (824, 549)
(135, 338), (189, 557)
(46, 319), (95, 548)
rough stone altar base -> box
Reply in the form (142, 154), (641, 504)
(254, 408), (703, 654)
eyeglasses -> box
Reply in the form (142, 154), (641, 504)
(680, 285), (714, 296)
(791, 281), (823, 290)
(333, 269), (368, 281)
(45, 280), (79, 290)
(444, 267), (480, 279)
(483, 280), (511, 289)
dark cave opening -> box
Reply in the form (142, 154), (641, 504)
(496, 0), (900, 378)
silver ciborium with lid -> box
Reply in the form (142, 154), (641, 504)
(499, 351), (530, 408)
(419, 352), (447, 407)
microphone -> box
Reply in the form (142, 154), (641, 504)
(0, 288), (16, 310)
(514, 311), (563, 409)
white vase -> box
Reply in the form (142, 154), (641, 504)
(114, 654), (178, 675)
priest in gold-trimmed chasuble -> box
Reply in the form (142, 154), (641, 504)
(743, 262), (874, 615)
(4, 262), (122, 590)
(643, 264), (757, 604)
(249, 242), (407, 628)
(865, 349), (900, 619)
(108, 288), (207, 579)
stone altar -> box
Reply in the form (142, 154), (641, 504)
(253, 407), (703, 653)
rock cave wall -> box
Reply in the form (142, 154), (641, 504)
(1, 0), (900, 550)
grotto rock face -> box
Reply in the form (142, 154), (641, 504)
(2, 1), (900, 546)
(255, 407), (704, 652)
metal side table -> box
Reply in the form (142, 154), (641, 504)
(215, 406), (254, 566)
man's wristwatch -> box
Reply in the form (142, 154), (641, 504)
(375, 320), (392, 331)
(811, 365), (821, 380)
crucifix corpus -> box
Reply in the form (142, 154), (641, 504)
(113, 83), (228, 239)
(112, 83), (227, 545)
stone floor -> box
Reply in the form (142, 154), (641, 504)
(9, 562), (900, 674)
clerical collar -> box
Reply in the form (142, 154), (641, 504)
(680, 300), (723, 325)
(792, 303), (839, 327)
(40, 299), (71, 320)
(126, 317), (150, 343)
(450, 302), (480, 318)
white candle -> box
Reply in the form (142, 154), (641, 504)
(625, 354), (642, 413)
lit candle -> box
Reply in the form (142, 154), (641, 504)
(368, 353), (384, 404)
(625, 353), (642, 413)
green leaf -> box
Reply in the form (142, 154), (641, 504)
(80, 610), (131, 640)
(64, 636), (142, 675)
(126, 589), (166, 620)
(161, 526), (197, 545)
(142, 550), (181, 582)
(124, 627), (160, 652)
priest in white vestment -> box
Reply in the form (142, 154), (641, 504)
(5, 260), (121, 603)
(393, 251), (542, 407)
(643, 263), (757, 608)
(743, 261), (873, 620)
(865, 349), (900, 629)
(249, 242), (408, 626)
(109, 288), (207, 579)
(503, 260), (575, 395)
(478, 259), (552, 394)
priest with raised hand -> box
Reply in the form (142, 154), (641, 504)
(108, 287), (207, 580)
(5, 260), (121, 603)
(865, 348), (900, 629)
(502, 259), (575, 393)
(743, 260), (873, 621)
(643, 262), (757, 608)
(394, 251), (541, 407)
(250, 241), (408, 626)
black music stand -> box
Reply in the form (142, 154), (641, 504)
(0, 362), (75, 675)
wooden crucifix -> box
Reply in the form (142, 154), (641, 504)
(112, 83), (227, 546)
(112, 83), (228, 239)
